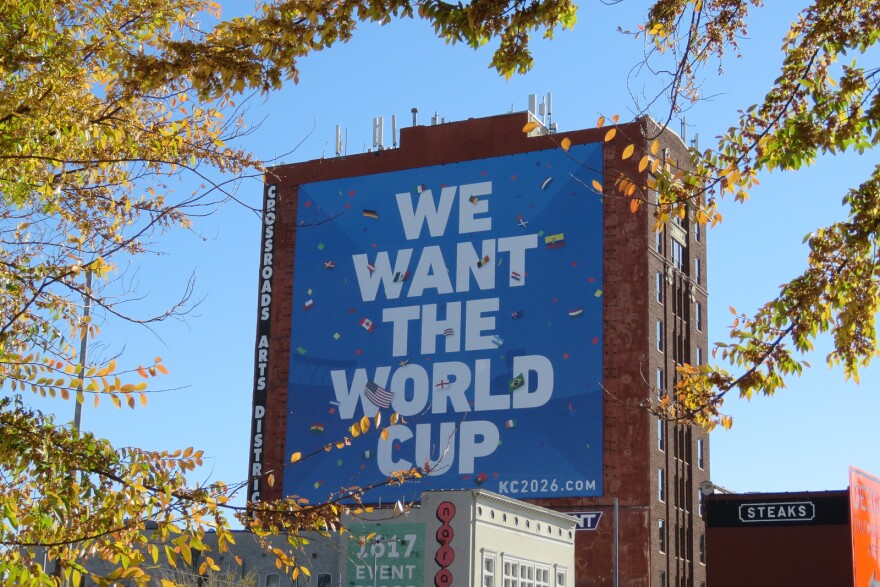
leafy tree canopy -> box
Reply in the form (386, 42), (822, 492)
(0, 0), (566, 583)
(622, 0), (880, 429)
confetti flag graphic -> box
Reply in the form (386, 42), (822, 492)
(366, 263), (376, 273)
(541, 177), (553, 190)
(477, 255), (491, 268)
(364, 381), (394, 409)
(359, 317), (375, 333)
(310, 423), (325, 434)
(491, 335), (504, 347)
(568, 307), (584, 318)
(511, 310), (524, 319)
(393, 271), (411, 283)
(362, 209), (379, 219)
(509, 374), (525, 392)
(414, 184), (427, 194)
(302, 299), (314, 311)
(323, 260), (336, 269)
(505, 419), (517, 429)
(511, 271), (522, 281)
(443, 328), (455, 337)
(545, 233), (566, 249)
(469, 195), (480, 204)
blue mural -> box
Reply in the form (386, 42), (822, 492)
(284, 144), (604, 502)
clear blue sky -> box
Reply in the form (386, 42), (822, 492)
(35, 1), (880, 503)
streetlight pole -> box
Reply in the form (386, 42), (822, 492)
(73, 270), (91, 433)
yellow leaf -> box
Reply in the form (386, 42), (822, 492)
(111, 394), (121, 408)
(359, 415), (370, 434)
(137, 365), (148, 379)
(650, 139), (660, 155)
(126, 394), (135, 409)
(560, 137), (572, 152)
(591, 179), (603, 193)
(93, 394), (100, 408)
(156, 362), (169, 375)
(374, 412), (382, 428)
(290, 452), (302, 463)
(604, 128), (617, 142)
(638, 155), (649, 172)
(630, 199), (641, 213)
(596, 116), (605, 128)
(267, 473), (275, 487)
(381, 429), (389, 441)
(611, 114), (620, 123)
(139, 393), (147, 407)
(521, 121), (538, 133)
(621, 144), (635, 160)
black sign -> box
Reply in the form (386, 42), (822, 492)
(706, 492), (849, 528)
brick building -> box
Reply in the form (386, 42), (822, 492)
(250, 110), (710, 587)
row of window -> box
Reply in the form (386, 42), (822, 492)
(657, 520), (706, 564)
(656, 424), (705, 469)
(483, 552), (566, 587)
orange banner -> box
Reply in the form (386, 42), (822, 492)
(851, 466), (880, 586)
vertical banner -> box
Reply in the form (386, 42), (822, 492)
(347, 523), (425, 587)
(851, 466), (880, 585)
(248, 183), (278, 503)
(285, 144), (604, 502)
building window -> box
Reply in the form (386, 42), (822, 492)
(680, 526), (689, 561)
(656, 227), (664, 253)
(658, 468), (665, 502)
(656, 271), (664, 303)
(317, 574), (332, 587)
(520, 562), (535, 587)
(697, 438), (705, 469)
(659, 571), (666, 587)
(266, 575), (281, 587)
(504, 559), (520, 587)
(695, 302), (703, 331)
(657, 368), (664, 398)
(695, 222), (701, 242)
(658, 519), (666, 553)
(658, 420), (665, 451)
(699, 533), (706, 564)
(296, 575), (310, 587)
(535, 565), (550, 587)
(695, 257), (701, 285)
(696, 346), (703, 365)
(657, 320), (664, 352)
(671, 239), (685, 270)
(556, 569), (567, 587)
(483, 552), (496, 587)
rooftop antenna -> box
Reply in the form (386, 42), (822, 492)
(335, 125), (343, 157)
(411, 107), (419, 126)
(546, 92), (556, 132)
(392, 114), (398, 148)
(680, 117), (687, 143)
(432, 111), (439, 125)
(691, 133), (700, 151)
(372, 117), (384, 150)
(528, 94), (538, 117)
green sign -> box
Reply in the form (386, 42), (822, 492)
(346, 523), (425, 587)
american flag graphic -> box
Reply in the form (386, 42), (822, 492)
(364, 381), (394, 408)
